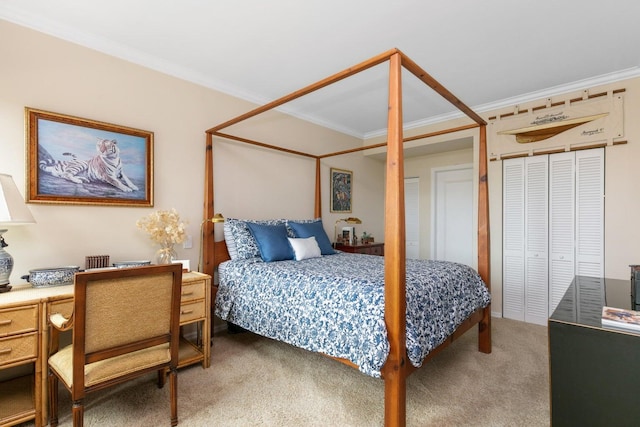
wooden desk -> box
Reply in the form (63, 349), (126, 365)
(0, 270), (211, 426)
(548, 275), (637, 426)
(0, 283), (74, 427)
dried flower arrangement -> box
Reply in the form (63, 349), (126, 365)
(136, 209), (188, 263)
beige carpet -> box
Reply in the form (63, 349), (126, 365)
(25, 317), (549, 426)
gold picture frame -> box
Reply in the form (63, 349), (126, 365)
(26, 108), (153, 207)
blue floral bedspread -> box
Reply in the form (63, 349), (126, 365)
(215, 252), (490, 378)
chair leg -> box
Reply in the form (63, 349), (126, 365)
(169, 367), (178, 427)
(72, 399), (84, 427)
(48, 370), (59, 427)
(157, 368), (166, 388)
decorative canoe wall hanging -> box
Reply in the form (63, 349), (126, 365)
(489, 89), (625, 160)
(499, 112), (609, 143)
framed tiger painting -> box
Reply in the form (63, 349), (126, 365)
(25, 108), (153, 207)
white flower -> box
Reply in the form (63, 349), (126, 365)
(136, 208), (187, 246)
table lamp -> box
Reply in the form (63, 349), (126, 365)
(0, 174), (36, 290)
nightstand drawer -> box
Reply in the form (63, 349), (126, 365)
(0, 305), (38, 337)
(0, 332), (38, 365)
(368, 245), (383, 256)
(181, 280), (205, 303)
(180, 301), (204, 324)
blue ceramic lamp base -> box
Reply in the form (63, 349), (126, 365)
(0, 230), (14, 290)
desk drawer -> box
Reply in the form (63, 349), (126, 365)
(0, 332), (38, 365)
(0, 305), (38, 337)
(180, 301), (205, 324)
(181, 280), (205, 304)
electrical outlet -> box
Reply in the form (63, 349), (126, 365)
(183, 235), (193, 249)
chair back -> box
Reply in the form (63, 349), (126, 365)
(72, 264), (182, 364)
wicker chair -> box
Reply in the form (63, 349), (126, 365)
(47, 264), (182, 427)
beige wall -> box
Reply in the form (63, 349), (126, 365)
(0, 20), (384, 283)
(3, 20), (639, 321)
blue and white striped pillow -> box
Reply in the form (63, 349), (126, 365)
(224, 218), (286, 260)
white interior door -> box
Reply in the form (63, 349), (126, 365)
(503, 158), (525, 321)
(503, 149), (603, 325)
(432, 165), (474, 266)
(549, 152), (576, 313)
(524, 156), (549, 325)
(575, 148), (604, 277)
(405, 178), (420, 259)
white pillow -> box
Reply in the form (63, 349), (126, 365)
(288, 236), (322, 261)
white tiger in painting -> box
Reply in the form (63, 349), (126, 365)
(39, 138), (139, 192)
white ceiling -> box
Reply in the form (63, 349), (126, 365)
(2, 0), (639, 139)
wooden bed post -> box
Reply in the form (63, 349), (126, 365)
(202, 132), (215, 278)
(382, 51), (407, 427)
(477, 124), (492, 353)
(314, 157), (321, 218)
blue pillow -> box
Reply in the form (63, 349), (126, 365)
(287, 220), (336, 255)
(246, 222), (294, 262)
(225, 218), (286, 260)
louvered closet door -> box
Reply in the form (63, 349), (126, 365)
(503, 158), (525, 321)
(524, 156), (549, 325)
(575, 148), (604, 277)
(503, 149), (603, 324)
(549, 152), (576, 313)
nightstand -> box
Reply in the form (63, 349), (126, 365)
(178, 271), (211, 369)
(335, 242), (384, 256)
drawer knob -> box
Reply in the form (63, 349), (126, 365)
(0, 320), (12, 326)
(0, 348), (12, 355)
(181, 310), (194, 315)
(182, 291), (194, 296)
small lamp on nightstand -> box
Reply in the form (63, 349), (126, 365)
(0, 174), (36, 291)
(334, 217), (361, 246)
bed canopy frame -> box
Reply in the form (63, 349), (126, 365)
(202, 48), (491, 427)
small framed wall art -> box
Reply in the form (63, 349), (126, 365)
(330, 167), (352, 213)
(26, 108), (153, 207)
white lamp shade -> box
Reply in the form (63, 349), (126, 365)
(0, 174), (36, 225)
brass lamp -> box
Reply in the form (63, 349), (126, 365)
(198, 213), (225, 273)
(0, 174), (36, 290)
(334, 217), (361, 246)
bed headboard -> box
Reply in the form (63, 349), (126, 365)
(213, 239), (231, 268)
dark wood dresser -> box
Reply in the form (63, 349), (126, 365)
(335, 243), (384, 256)
(548, 275), (639, 426)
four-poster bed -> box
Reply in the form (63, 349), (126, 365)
(202, 48), (491, 427)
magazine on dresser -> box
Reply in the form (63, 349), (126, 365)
(601, 306), (640, 333)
